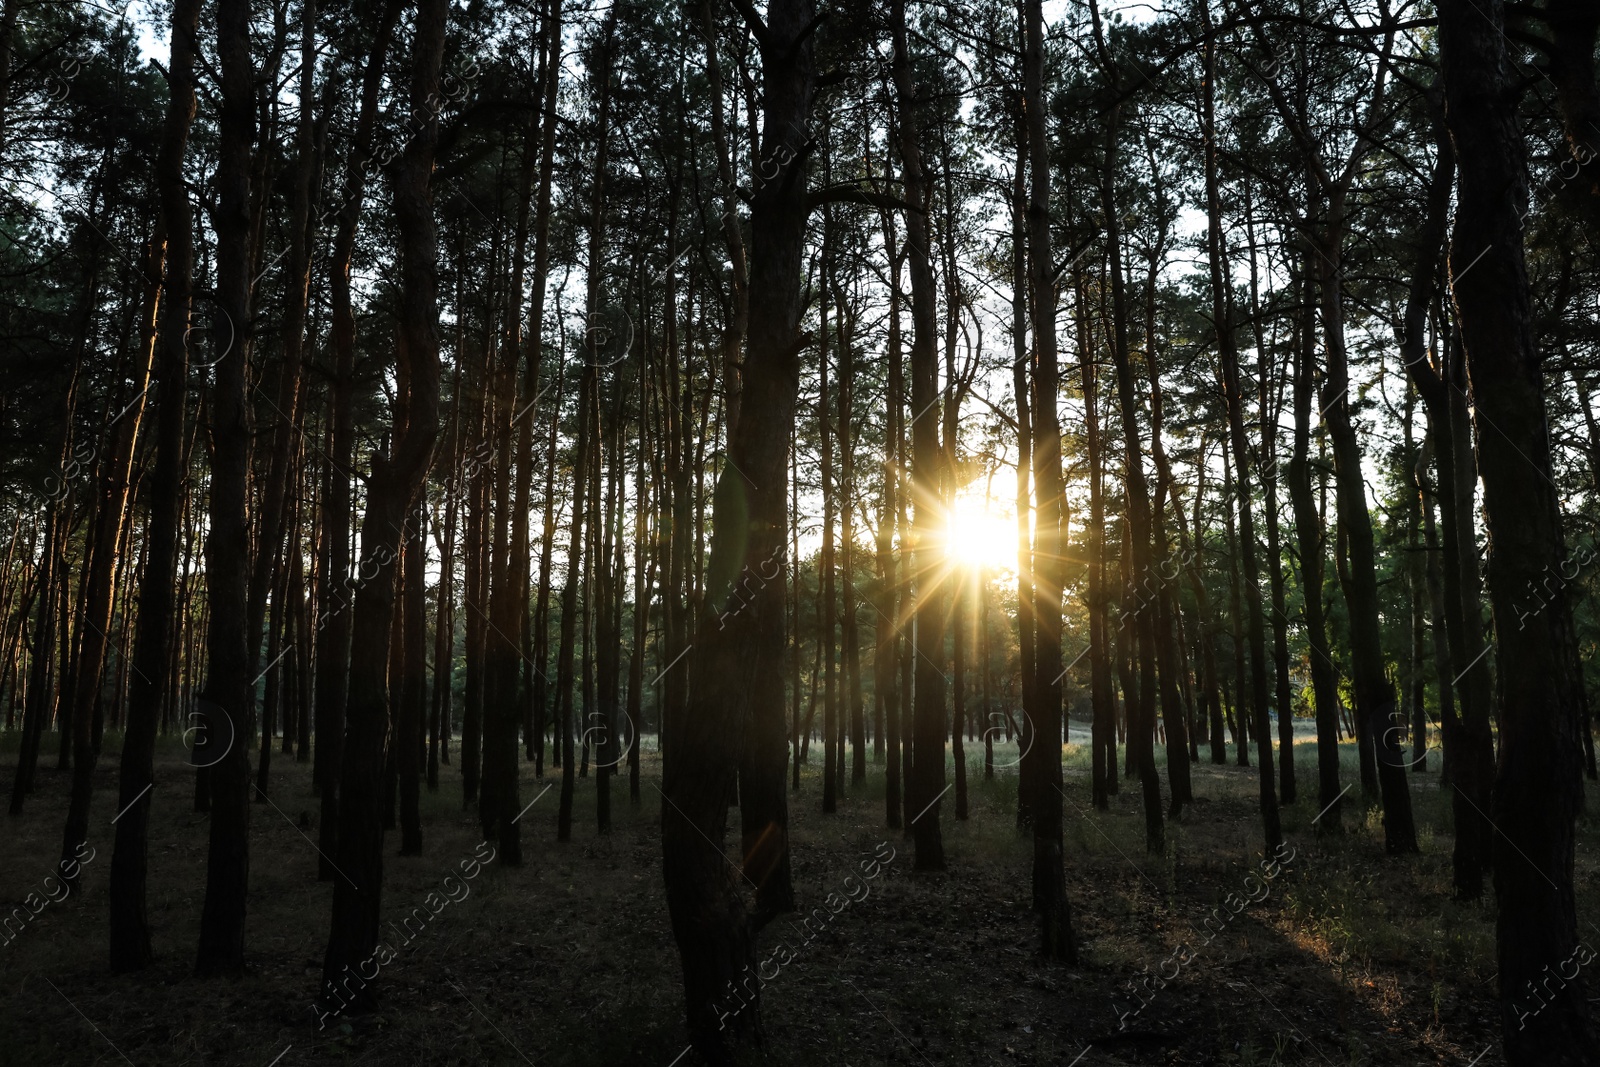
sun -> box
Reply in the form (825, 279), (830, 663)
(943, 490), (1017, 574)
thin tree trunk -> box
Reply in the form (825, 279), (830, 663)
(1022, 0), (1074, 957)
(820, 241), (837, 814)
(881, 205), (904, 827)
(1201, 0), (1278, 848)
(1096, 101), (1166, 848)
(892, 0), (946, 872)
(1287, 268), (1343, 833)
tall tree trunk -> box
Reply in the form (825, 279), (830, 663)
(1200, 0), (1278, 849)
(194, 0), (256, 977)
(1022, 0), (1074, 957)
(1439, 0), (1596, 1056)
(461, 345), (489, 798)
(1139, 212), (1194, 816)
(1402, 386), (1429, 774)
(1398, 90), (1494, 894)
(397, 498), (426, 855)
(662, 0), (810, 1053)
(892, 0), (946, 872)
(1318, 217), (1416, 850)
(1071, 241), (1114, 810)
(1415, 434), (1457, 781)
(558, 14), (614, 841)
(316, 0), (401, 880)
(840, 284), (864, 787)
(881, 206), (905, 828)
(1008, 120), (1040, 820)
(319, 0), (445, 1007)
(531, 355), (566, 779)
(108, 0), (202, 971)
(628, 332), (649, 804)
(62, 229), (163, 888)
(246, 0), (318, 730)
(1220, 442), (1248, 768)
(480, 70), (546, 869)
(430, 479), (455, 788)
(1096, 100), (1165, 848)
(1244, 191), (1296, 806)
(1287, 268), (1343, 832)
(820, 244), (837, 814)
(525, 0), (564, 772)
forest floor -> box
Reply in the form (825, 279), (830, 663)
(0, 726), (1593, 1066)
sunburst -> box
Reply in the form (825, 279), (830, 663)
(941, 483), (1016, 575)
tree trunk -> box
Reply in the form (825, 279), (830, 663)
(1092, 106), (1167, 853)
(1201, 0), (1278, 848)
(319, 0), (444, 1007)
(881, 205), (904, 828)
(1244, 190), (1297, 806)
(1439, 0), (1596, 1055)
(246, 0), (318, 742)
(1022, 0), (1074, 957)
(397, 498), (425, 855)
(1288, 268), (1344, 833)
(108, 0), (202, 971)
(820, 243), (837, 813)
(1009, 120), (1040, 820)
(1318, 223), (1416, 851)
(892, 0), (947, 872)
(662, 0), (810, 1053)
(524, 0), (565, 773)
(316, 0), (401, 880)
(194, 0), (255, 978)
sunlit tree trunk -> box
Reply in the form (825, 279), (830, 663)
(108, 0), (202, 971)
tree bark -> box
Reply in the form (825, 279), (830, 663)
(316, 0), (401, 881)
(108, 0), (203, 972)
(662, 0), (811, 1054)
(1287, 267), (1343, 833)
(892, 0), (947, 873)
(194, 0), (256, 978)
(1439, 0), (1596, 1055)
(1022, 0), (1075, 957)
(319, 0), (445, 1007)
(1201, 0), (1279, 849)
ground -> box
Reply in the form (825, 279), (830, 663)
(0, 728), (1591, 1066)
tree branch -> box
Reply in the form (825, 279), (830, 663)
(803, 183), (916, 214)
(727, 0), (771, 47)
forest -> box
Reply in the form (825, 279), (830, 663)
(0, 0), (1596, 1061)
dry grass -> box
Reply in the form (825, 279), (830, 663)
(0, 728), (1590, 1066)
